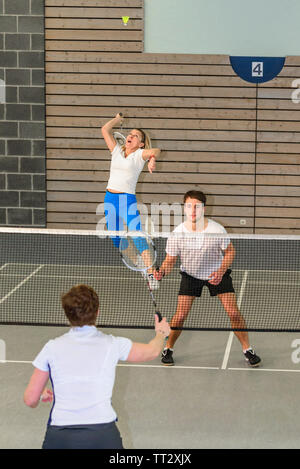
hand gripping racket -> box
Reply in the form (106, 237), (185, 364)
(119, 231), (162, 322)
(113, 112), (126, 146)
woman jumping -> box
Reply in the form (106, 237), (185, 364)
(101, 113), (161, 289)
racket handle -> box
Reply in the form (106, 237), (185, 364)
(156, 312), (162, 322)
(119, 112), (123, 116)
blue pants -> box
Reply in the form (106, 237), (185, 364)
(104, 191), (148, 253)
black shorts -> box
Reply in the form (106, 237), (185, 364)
(179, 269), (235, 297)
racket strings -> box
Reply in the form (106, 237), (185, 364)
(113, 131), (126, 146)
(120, 233), (156, 272)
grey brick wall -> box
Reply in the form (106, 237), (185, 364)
(0, 0), (45, 227)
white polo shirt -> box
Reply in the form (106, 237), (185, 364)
(33, 326), (132, 426)
(166, 219), (230, 280)
(107, 143), (145, 194)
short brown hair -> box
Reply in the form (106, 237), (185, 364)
(61, 284), (99, 327)
(183, 190), (206, 206)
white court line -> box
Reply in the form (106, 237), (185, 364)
(1, 272), (299, 287)
(221, 270), (248, 370)
(1, 274), (298, 287)
(228, 367), (300, 373)
(2, 262), (300, 273)
(0, 265), (44, 305)
(1, 359), (218, 370)
(117, 364), (219, 370)
(0, 264), (8, 271)
(1, 274), (170, 282)
(1, 360), (32, 364)
(1, 360), (300, 374)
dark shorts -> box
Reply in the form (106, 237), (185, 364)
(179, 269), (235, 297)
(42, 421), (123, 450)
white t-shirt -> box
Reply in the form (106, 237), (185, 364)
(166, 219), (230, 280)
(33, 326), (132, 426)
(107, 143), (145, 194)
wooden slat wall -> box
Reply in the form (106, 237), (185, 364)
(256, 58), (300, 233)
(45, 0), (300, 233)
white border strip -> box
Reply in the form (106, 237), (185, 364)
(1, 263), (300, 275)
(0, 227), (300, 241)
(0, 227), (102, 236)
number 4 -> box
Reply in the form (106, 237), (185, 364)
(252, 62), (263, 77)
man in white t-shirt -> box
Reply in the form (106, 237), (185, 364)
(155, 190), (261, 368)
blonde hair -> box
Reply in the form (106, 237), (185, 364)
(136, 128), (152, 149)
(121, 128), (152, 152)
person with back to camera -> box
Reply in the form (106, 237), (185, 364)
(101, 113), (161, 289)
(24, 284), (170, 449)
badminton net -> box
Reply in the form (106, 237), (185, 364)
(0, 227), (299, 332)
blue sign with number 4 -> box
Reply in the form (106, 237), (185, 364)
(230, 56), (285, 83)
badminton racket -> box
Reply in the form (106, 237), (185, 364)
(113, 112), (126, 146)
(119, 231), (162, 322)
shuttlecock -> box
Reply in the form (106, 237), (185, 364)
(122, 16), (130, 26)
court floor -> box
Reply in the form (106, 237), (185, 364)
(0, 260), (300, 449)
(0, 324), (300, 449)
